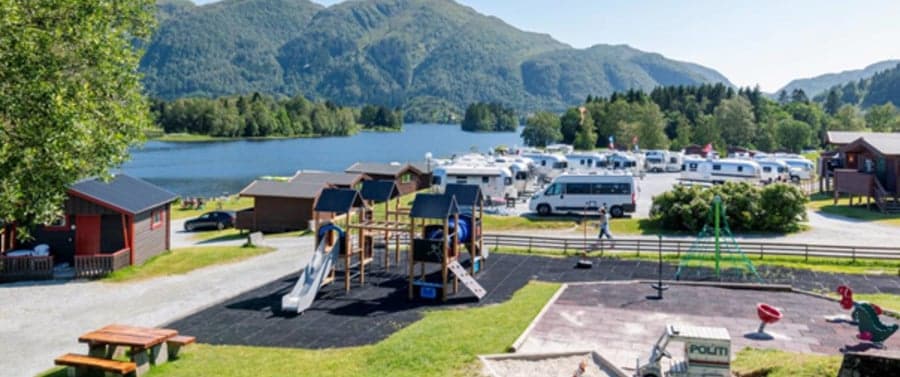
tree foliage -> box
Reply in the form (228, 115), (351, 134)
(461, 102), (517, 132)
(714, 97), (756, 148)
(521, 112), (561, 147)
(573, 109), (597, 150)
(0, 0), (155, 238)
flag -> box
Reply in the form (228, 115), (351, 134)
(702, 143), (713, 154)
(608, 136), (614, 149)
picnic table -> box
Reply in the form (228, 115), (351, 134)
(77, 324), (179, 376)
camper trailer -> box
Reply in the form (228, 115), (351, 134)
(645, 150), (668, 173)
(756, 159), (790, 184)
(495, 156), (535, 193)
(528, 172), (636, 218)
(681, 158), (762, 184)
(521, 152), (568, 181)
(566, 152), (608, 171)
(432, 164), (516, 203)
(666, 151), (684, 172)
(781, 158), (815, 181)
(608, 152), (642, 175)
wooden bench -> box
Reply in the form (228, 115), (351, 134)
(55, 353), (136, 376)
(166, 335), (196, 359)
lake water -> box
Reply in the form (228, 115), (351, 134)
(119, 124), (524, 197)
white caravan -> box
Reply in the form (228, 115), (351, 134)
(666, 151), (684, 172)
(494, 156), (534, 192)
(521, 152), (568, 180)
(432, 164), (516, 203)
(545, 144), (574, 154)
(756, 159), (790, 184)
(645, 150), (668, 172)
(528, 172), (636, 218)
(681, 158), (762, 184)
(608, 152), (642, 175)
(781, 158), (815, 181)
(566, 152), (608, 170)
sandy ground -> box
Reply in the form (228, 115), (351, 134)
(0, 232), (313, 377)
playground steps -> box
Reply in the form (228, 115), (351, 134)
(448, 260), (486, 299)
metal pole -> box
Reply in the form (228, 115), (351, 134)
(714, 195), (721, 278)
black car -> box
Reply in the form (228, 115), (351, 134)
(184, 211), (236, 231)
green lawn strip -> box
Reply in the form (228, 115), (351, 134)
(73, 282), (559, 377)
(189, 228), (245, 242)
(493, 247), (900, 275)
(171, 196), (254, 220)
(807, 193), (900, 226)
(154, 133), (232, 142)
(104, 246), (274, 282)
(732, 348), (841, 377)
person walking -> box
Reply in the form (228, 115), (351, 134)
(597, 207), (615, 248)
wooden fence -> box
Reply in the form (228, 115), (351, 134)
(482, 233), (900, 262)
(0, 255), (54, 282)
(75, 248), (131, 279)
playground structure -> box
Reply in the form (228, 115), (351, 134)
(358, 180), (408, 268)
(408, 192), (486, 301)
(281, 224), (344, 313)
(836, 285), (898, 347)
(311, 188), (370, 292)
(746, 303), (782, 340)
(674, 195), (762, 283)
(443, 184), (487, 275)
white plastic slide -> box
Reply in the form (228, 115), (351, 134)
(281, 236), (339, 314)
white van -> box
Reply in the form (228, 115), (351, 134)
(680, 158), (762, 184)
(432, 164), (516, 203)
(528, 172), (636, 217)
(756, 159), (790, 184)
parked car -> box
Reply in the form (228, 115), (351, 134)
(184, 211), (236, 231)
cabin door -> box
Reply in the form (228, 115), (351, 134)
(75, 215), (101, 255)
(876, 158), (887, 186)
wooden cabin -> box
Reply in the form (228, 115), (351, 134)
(345, 162), (427, 195)
(3, 175), (178, 280)
(236, 180), (330, 232)
(291, 171), (370, 190)
(833, 135), (900, 213)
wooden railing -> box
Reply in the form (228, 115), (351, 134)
(75, 248), (131, 279)
(872, 177), (888, 213)
(482, 233), (900, 262)
(0, 255), (54, 282)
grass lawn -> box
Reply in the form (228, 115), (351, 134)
(494, 248), (900, 275)
(40, 282), (561, 377)
(171, 196), (254, 220)
(154, 133), (232, 142)
(732, 348), (841, 377)
(104, 245), (274, 282)
(482, 215), (674, 235)
(807, 193), (900, 226)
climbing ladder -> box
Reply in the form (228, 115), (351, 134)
(675, 195), (762, 283)
(448, 260), (486, 299)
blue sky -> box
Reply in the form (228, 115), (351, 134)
(191, 0), (900, 92)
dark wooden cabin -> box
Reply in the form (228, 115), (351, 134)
(236, 180), (330, 233)
(833, 135), (900, 213)
(345, 162), (427, 195)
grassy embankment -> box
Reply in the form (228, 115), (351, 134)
(732, 348), (841, 377)
(104, 245), (274, 282)
(39, 282), (561, 377)
(807, 193), (900, 227)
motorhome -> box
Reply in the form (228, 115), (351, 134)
(780, 158), (815, 181)
(645, 150), (667, 172)
(680, 158), (762, 184)
(431, 164), (516, 203)
(521, 152), (568, 180)
(666, 151), (684, 172)
(566, 152), (608, 170)
(528, 172), (636, 218)
(494, 156), (534, 193)
(608, 152), (642, 175)
(756, 159), (790, 184)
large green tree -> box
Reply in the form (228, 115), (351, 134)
(865, 103), (898, 132)
(0, 0), (155, 238)
(828, 104), (866, 131)
(521, 112), (562, 147)
(573, 109), (597, 150)
(775, 119), (813, 153)
(714, 96), (756, 147)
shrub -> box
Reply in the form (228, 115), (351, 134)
(650, 183), (806, 233)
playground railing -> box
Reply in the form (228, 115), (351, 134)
(482, 233), (900, 262)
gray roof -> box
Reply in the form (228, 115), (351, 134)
(69, 174), (177, 215)
(291, 171), (366, 187)
(360, 180), (400, 203)
(314, 188), (364, 213)
(844, 135), (900, 156)
(410, 193), (459, 219)
(345, 162), (422, 177)
(827, 131), (900, 146)
(239, 180), (325, 199)
(444, 184), (484, 207)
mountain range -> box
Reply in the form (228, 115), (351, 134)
(142, 0), (731, 113)
(777, 59), (900, 98)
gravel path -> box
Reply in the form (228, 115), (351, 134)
(0, 235), (313, 377)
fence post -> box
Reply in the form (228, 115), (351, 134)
(759, 244), (763, 259)
(528, 237), (532, 253)
(851, 247), (856, 263)
(494, 236), (499, 252)
(563, 239), (568, 255)
(804, 244), (809, 262)
(676, 241), (681, 258)
(637, 239), (640, 257)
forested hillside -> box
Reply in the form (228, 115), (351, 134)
(777, 60), (900, 99)
(142, 0), (731, 116)
(813, 63), (900, 114)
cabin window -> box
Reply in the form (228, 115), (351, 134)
(545, 183), (562, 196)
(151, 209), (165, 230)
(565, 183), (591, 195)
(763, 167), (772, 173)
(45, 214), (69, 231)
(400, 173), (413, 183)
(712, 164), (722, 171)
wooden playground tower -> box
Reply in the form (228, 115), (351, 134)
(359, 180), (410, 268)
(443, 184), (486, 275)
(407, 193), (461, 301)
(312, 188), (371, 292)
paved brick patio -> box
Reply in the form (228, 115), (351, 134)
(517, 282), (900, 371)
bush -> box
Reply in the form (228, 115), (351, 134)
(650, 183), (807, 233)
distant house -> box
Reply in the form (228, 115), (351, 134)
(26, 174), (177, 267)
(291, 171), (369, 190)
(833, 134), (900, 212)
(345, 162), (428, 194)
(683, 144), (714, 157)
